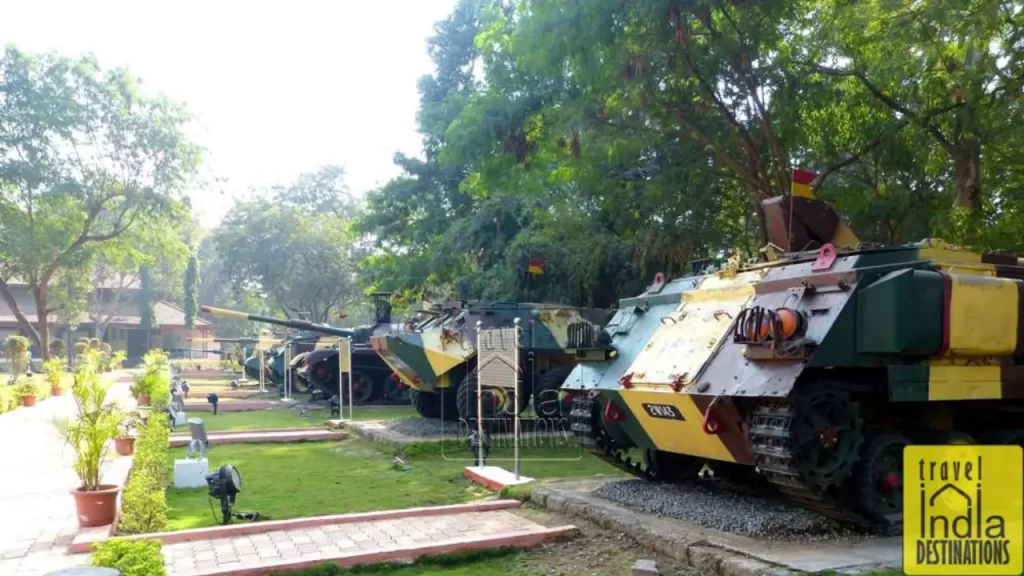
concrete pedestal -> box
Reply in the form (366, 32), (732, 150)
(464, 466), (533, 490)
(174, 458), (209, 488)
(174, 411), (187, 427)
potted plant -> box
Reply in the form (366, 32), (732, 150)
(130, 374), (153, 407)
(114, 416), (140, 456)
(43, 357), (65, 396)
(15, 379), (38, 407)
(53, 359), (124, 527)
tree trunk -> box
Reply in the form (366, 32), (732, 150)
(34, 287), (51, 361)
(953, 138), (982, 210)
(0, 279), (42, 349)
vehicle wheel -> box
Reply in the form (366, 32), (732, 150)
(853, 432), (910, 524)
(643, 449), (705, 482)
(532, 365), (574, 420)
(340, 371), (375, 405)
(456, 371), (528, 430)
(410, 389), (442, 419)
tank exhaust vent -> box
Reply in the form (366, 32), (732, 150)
(567, 322), (595, 349)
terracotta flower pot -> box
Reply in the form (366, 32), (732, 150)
(22, 395), (36, 407)
(137, 394), (150, 406)
(114, 436), (135, 456)
(71, 484), (121, 527)
(51, 387), (62, 397)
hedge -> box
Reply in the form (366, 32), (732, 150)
(118, 412), (169, 535)
(91, 537), (166, 576)
(0, 386), (16, 414)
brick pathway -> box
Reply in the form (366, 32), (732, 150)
(0, 372), (134, 576)
(163, 508), (564, 576)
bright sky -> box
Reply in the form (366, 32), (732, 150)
(0, 0), (456, 228)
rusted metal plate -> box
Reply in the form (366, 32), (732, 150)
(626, 270), (765, 387)
(694, 277), (857, 398)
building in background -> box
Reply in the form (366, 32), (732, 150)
(0, 278), (217, 366)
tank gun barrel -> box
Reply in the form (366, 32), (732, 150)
(199, 305), (359, 338)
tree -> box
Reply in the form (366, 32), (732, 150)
(0, 46), (200, 358)
(183, 249), (198, 329)
(213, 166), (365, 323)
(139, 266), (156, 333)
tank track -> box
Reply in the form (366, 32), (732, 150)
(570, 393), (901, 535)
(569, 395), (659, 480)
(750, 400), (902, 536)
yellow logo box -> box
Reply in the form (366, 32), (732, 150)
(904, 445), (1023, 575)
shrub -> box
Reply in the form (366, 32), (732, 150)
(91, 538), (166, 576)
(43, 357), (64, 392)
(89, 337), (101, 350)
(14, 378), (39, 400)
(118, 413), (169, 534)
(73, 341), (89, 361)
(110, 350), (127, 369)
(3, 335), (30, 382)
(0, 387), (16, 414)
(50, 339), (67, 359)
(52, 362), (122, 490)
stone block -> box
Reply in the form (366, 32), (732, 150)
(632, 558), (660, 576)
(173, 458), (209, 488)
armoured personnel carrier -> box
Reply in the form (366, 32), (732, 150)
(370, 301), (615, 422)
(562, 189), (1024, 534)
(201, 293), (399, 403)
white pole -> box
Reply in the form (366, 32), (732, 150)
(476, 320), (484, 469)
(283, 343), (292, 401)
(346, 337), (353, 421)
(513, 317), (521, 480)
(258, 349), (265, 392)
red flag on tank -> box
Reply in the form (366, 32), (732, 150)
(528, 258), (545, 275)
(791, 168), (816, 199)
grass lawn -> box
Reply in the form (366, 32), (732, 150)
(190, 405), (419, 432)
(165, 438), (625, 531)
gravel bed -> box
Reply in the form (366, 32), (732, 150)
(384, 417), (463, 437)
(595, 479), (866, 541)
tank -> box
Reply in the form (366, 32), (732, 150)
(201, 293), (399, 403)
(561, 188), (1024, 535)
(369, 301), (615, 422)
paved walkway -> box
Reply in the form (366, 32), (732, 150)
(0, 372), (133, 576)
(162, 508), (564, 576)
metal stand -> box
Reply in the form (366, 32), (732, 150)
(476, 321), (484, 470)
(257, 349), (265, 393)
(339, 336), (353, 421)
(513, 317), (521, 480)
(282, 343), (293, 401)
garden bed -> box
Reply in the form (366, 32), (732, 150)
(184, 404), (418, 433)
(164, 437), (625, 531)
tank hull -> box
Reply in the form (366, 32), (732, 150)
(562, 241), (1024, 534)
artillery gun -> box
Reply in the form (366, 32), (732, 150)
(561, 182), (1024, 535)
(201, 293), (398, 404)
(369, 301), (615, 423)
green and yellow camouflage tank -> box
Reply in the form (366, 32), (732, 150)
(563, 187), (1024, 535)
(370, 301), (614, 422)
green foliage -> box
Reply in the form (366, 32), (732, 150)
(52, 357), (122, 490)
(133, 349), (170, 409)
(119, 412), (169, 534)
(14, 378), (39, 399)
(0, 46), (200, 357)
(3, 335), (30, 381)
(139, 266), (157, 332)
(49, 339), (67, 359)
(0, 386), (16, 414)
(73, 341), (89, 361)
(90, 538), (166, 576)
(213, 165), (367, 323)
(184, 250), (199, 329)
(43, 357), (64, 391)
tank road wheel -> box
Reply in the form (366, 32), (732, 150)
(980, 429), (1024, 447)
(410, 389), (442, 419)
(790, 387), (865, 494)
(532, 366), (574, 420)
(384, 374), (412, 403)
(340, 372), (375, 405)
(456, 372), (529, 430)
(643, 449), (705, 482)
(853, 432), (910, 525)
(935, 431), (977, 445)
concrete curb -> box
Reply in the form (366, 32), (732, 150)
(192, 525), (577, 576)
(71, 500), (526, 553)
(169, 428), (347, 447)
(532, 485), (795, 576)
